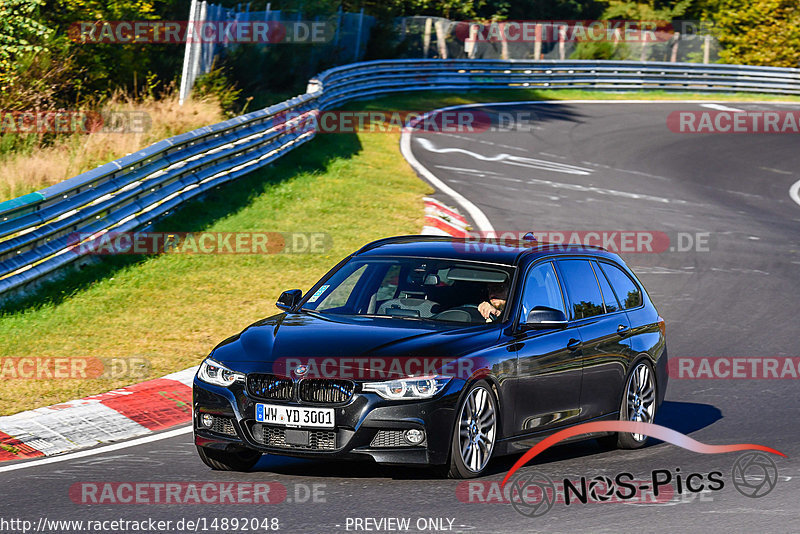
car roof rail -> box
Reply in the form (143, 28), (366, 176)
(353, 234), (446, 255)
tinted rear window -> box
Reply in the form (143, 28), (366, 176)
(599, 262), (642, 309)
(593, 261), (620, 313)
(557, 259), (605, 319)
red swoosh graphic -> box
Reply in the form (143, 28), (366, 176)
(501, 421), (785, 488)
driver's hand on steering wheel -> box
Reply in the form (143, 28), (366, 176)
(478, 301), (501, 321)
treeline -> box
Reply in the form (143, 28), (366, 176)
(1, 0), (798, 112)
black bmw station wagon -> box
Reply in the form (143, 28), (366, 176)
(194, 236), (667, 478)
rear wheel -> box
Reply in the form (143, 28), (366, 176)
(446, 381), (498, 478)
(599, 360), (657, 450)
(196, 445), (261, 471)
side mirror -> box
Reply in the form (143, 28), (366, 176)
(276, 289), (303, 311)
(522, 306), (568, 330)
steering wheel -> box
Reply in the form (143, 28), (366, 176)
(432, 304), (486, 323)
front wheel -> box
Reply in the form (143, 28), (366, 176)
(446, 381), (498, 478)
(196, 445), (261, 471)
(599, 360), (657, 450)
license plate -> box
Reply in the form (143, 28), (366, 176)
(255, 403), (334, 428)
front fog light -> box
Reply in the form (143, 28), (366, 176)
(200, 413), (214, 428)
(404, 428), (425, 445)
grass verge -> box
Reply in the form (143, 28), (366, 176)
(1, 88), (799, 414)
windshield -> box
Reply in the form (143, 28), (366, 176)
(301, 257), (514, 324)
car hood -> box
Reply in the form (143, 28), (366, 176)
(209, 312), (502, 376)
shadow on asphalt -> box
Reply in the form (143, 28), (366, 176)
(249, 400), (721, 480)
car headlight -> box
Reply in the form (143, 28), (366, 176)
(362, 376), (451, 400)
(197, 358), (244, 387)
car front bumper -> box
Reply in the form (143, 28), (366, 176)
(193, 377), (465, 466)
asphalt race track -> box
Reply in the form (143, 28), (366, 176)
(1, 101), (799, 533)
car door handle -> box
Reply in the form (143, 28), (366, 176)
(617, 324), (630, 335)
(567, 338), (582, 351)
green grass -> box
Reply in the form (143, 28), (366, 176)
(2, 88), (799, 415)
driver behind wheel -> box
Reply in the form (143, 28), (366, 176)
(478, 282), (508, 321)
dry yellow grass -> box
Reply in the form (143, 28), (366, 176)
(0, 93), (225, 202)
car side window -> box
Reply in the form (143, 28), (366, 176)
(318, 264), (368, 311)
(375, 264), (402, 301)
(599, 262), (642, 309)
(519, 262), (566, 321)
(593, 261), (620, 313)
(557, 259), (605, 320)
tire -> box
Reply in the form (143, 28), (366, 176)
(196, 445), (261, 471)
(600, 359), (658, 450)
(446, 381), (498, 479)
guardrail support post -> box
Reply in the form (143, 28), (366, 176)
(703, 34), (711, 64)
(558, 25), (566, 60)
(534, 23), (542, 60)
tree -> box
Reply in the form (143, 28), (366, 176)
(0, 0), (52, 93)
(571, 0), (696, 60)
(596, 0), (694, 20)
(709, 0), (800, 67)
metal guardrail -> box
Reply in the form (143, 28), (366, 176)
(2, 59), (800, 296)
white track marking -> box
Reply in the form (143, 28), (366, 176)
(400, 127), (495, 235)
(402, 100), (752, 228)
(415, 137), (593, 176)
(433, 165), (505, 177)
(790, 178), (800, 209)
(761, 167), (794, 176)
(0, 426), (192, 473)
(523, 177), (683, 204)
(701, 103), (745, 112)
(440, 166), (682, 205)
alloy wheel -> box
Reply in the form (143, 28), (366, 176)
(626, 362), (656, 442)
(458, 386), (497, 473)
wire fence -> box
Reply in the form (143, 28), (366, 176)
(392, 18), (720, 64)
(179, 1), (375, 104)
